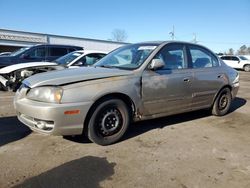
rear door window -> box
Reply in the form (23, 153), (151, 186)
(220, 56), (229, 60)
(231, 56), (239, 61)
(189, 45), (219, 68)
(68, 48), (78, 52)
(49, 47), (68, 57)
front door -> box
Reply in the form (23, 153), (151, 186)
(141, 44), (193, 116)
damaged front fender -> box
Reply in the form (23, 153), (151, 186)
(0, 74), (9, 90)
(0, 65), (64, 91)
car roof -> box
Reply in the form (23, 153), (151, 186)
(33, 44), (83, 48)
(133, 41), (217, 55)
(135, 40), (212, 48)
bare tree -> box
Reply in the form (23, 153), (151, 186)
(247, 47), (250, 54)
(228, 48), (234, 55)
(238, 45), (247, 55)
(111, 29), (128, 42)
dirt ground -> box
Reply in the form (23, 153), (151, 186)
(0, 72), (250, 188)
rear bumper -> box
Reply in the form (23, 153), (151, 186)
(231, 82), (239, 99)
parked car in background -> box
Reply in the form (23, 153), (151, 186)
(243, 55), (250, 60)
(54, 50), (107, 67)
(14, 41), (239, 145)
(0, 44), (83, 68)
(220, 55), (250, 72)
(0, 50), (107, 91)
(0, 52), (11, 56)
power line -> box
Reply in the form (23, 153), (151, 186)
(192, 33), (197, 43)
(199, 41), (250, 45)
(167, 26), (250, 45)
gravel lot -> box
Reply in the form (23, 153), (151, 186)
(0, 72), (250, 188)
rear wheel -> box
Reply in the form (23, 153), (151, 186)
(212, 88), (232, 116)
(86, 99), (130, 145)
(243, 64), (250, 72)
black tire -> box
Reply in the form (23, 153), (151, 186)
(13, 82), (22, 92)
(244, 64), (250, 72)
(212, 88), (232, 116)
(86, 99), (130, 145)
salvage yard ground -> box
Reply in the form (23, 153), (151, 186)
(0, 72), (250, 188)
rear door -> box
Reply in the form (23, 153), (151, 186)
(141, 43), (193, 116)
(187, 45), (225, 110)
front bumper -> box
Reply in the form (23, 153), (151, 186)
(14, 93), (92, 136)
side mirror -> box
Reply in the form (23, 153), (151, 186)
(74, 61), (83, 66)
(148, 59), (165, 70)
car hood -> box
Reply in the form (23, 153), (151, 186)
(23, 67), (133, 88)
(0, 62), (57, 74)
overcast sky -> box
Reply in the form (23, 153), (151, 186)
(0, 0), (249, 52)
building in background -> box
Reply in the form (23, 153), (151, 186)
(0, 29), (127, 53)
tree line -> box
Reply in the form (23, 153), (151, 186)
(226, 45), (250, 55)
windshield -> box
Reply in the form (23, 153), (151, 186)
(94, 44), (158, 70)
(10, 47), (30, 56)
(55, 51), (83, 65)
(239, 56), (248, 60)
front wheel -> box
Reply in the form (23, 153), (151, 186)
(86, 99), (130, 145)
(212, 88), (232, 116)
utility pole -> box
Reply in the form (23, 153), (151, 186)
(169, 25), (175, 40)
(192, 33), (197, 43)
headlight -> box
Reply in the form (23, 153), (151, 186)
(27, 86), (63, 103)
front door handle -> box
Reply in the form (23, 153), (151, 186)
(217, 74), (223, 78)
